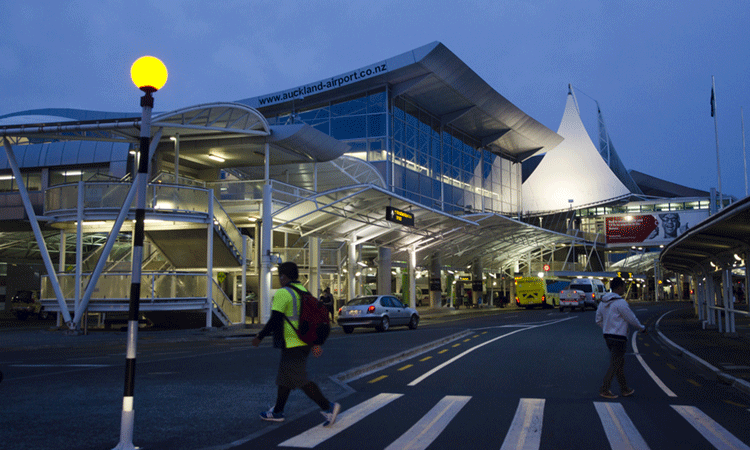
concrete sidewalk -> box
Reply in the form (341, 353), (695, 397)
(652, 302), (750, 395)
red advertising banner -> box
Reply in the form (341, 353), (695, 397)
(606, 215), (658, 244)
(605, 211), (708, 246)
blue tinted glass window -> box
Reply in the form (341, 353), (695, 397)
(405, 170), (418, 192)
(368, 91), (386, 113)
(313, 122), (330, 135)
(331, 116), (366, 140)
(332, 96), (367, 116)
(368, 114), (386, 137)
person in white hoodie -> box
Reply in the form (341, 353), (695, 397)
(595, 277), (646, 399)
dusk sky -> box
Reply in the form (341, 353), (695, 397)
(2, 1), (748, 199)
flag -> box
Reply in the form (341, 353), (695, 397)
(710, 86), (716, 117)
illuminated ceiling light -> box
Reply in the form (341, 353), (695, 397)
(734, 254), (742, 261)
(537, 272), (544, 278)
(357, 261), (368, 267)
(208, 154), (225, 162)
(0, 175), (14, 180)
(63, 170), (82, 176)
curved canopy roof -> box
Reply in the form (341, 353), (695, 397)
(240, 42), (563, 161)
(660, 196), (750, 274)
(0, 103), (349, 170)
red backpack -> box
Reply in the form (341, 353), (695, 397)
(284, 285), (331, 346)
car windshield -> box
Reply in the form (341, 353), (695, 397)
(570, 284), (593, 293)
(347, 296), (378, 306)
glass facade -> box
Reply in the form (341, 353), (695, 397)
(266, 87), (521, 215)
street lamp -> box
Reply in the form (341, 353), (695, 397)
(114, 56), (167, 450)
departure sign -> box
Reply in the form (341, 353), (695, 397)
(385, 206), (414, 227)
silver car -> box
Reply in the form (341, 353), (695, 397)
(337, 295), (419, 334)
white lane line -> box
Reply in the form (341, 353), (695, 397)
(594, 402), (651, 450)
(671, 405), (750, 450)
(500, 398), (545, 450)
(631, 331), (677, 397)
(11, 364), (110, 368)
(385, 396), (471, 450)
(408, 317), (576, 386)
(278, 393), (402, 448)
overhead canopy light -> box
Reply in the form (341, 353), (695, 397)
(208, 154), (225, 162)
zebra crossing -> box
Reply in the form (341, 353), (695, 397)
(270, 393), (750, 449)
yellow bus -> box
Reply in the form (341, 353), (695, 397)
(514, 277), (570, 309)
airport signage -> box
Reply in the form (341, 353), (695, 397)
(385, 206), (414, 227)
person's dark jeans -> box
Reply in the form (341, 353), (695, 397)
(602, 334), (628, 392)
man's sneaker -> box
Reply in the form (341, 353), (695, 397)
(321, 402), (341, 427)
(621, 388), (635, 397)
(260, 407), (284, 422)
(599, 390), (618, 399)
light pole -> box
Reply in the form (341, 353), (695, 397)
(113, 56), (167, 450)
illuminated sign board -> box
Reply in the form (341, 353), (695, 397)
(385, 206), (414, 227)
(604, 211), (709, 247)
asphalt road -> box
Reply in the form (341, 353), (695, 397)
(1, 305), (749, 449)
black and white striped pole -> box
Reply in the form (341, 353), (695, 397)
(113, 56), (167, 450)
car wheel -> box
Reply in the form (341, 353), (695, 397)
(342, 326), (354, 334)
(408, 314), (419, 330)
(376, 316), (390, 332)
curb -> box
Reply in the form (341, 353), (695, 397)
(655, 311), (750, 397)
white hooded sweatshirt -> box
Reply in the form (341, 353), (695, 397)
(595, 292), (644, 337)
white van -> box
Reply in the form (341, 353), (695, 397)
(565, 278), (606, 309)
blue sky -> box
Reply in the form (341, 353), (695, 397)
(2, 0), (748, 199)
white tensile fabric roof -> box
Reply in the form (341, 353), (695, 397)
(522, 92), (631, 213)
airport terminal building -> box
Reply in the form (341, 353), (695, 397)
(0, 42), (732, 331)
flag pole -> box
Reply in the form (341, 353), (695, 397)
(742, 106), (747, 197)
(712, 76), (723, 208)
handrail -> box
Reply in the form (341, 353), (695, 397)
(40, 271), (244, 324)
(44, 181), (244, 262)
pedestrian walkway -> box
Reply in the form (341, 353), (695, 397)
(245, 392), (750, 450)
(653, 303), (750, 395)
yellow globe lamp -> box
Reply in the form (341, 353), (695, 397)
(130, 56), (168, 93)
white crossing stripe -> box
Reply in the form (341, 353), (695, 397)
(385, 395), (471, 450)
(500, 398), (545, 450)
(594, 402), (650, 450)
(671, 405), (750, 450)
(278, 393), (403, 448)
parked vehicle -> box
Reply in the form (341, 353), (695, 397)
(559, 278), (606, 311)
(514, 277), (569, 309)
(10, 290), (48, 320)
(337, 295), (419, 334)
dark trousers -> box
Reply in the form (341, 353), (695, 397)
(602, 334), (628, 392)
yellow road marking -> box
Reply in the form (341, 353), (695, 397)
(438, 349), (449, 354)
(473, 335), (480, 338)
(643, 342), (650, 347)
(420, 356), (432, 362)
(481, 331), (487, 335)
(368, 375), (388, 384)
(686, 379), (701, 387)
(452, 343), (461, 347)
(723, 399), (749, 408)
(667, 363), (676, 370)
(463, 339), (471, 342)
(653, 352), (660, 357)
(398, 364), (413, 371)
